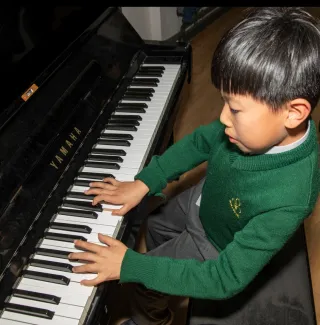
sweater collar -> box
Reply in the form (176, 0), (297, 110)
(229, 119), (318, 171)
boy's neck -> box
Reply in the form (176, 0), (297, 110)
(278, 120), (309, 147)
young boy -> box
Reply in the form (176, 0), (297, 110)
(69, 7), (320, 325)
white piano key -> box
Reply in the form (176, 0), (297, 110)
(128, 85), (173, 91)
(41, 239), (84, 250)
(102, 129), (157, 141)
(1, 311), (78, 325)
(32, 254), (88, 267)
(87, 157), (142, 169)
(0, 319), (29, 325)
(79, 166), (138, 177)
(102, 128), (154, 136)
(16, 280), (92, 307)
(94, 144), (148, 153)
(46, 229), (113, 243)
(54, 211), (122, 227)
(49, 220), (116, 235)
(8, 296), (82, 320)
(76, 171), (136, 181)
(111, 112), (161, 121)
(141, 63), (180, 68)
(26, 265), (97, 283)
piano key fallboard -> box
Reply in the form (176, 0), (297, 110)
(0, 6), (191, 325)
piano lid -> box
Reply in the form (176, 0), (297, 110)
(0, 6), (145, 229)
(0, 5), (110, 116)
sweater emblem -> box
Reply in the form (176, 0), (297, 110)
(229, 198), (241, 218)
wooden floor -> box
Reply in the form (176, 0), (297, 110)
(106, 7), (320, 324)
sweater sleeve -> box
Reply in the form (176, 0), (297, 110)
(134, 120), (224, 196)
(119, 205), (311, 299)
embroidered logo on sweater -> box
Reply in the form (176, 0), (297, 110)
(229, 198), (241, 218)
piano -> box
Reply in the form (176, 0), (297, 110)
(0, 5), (191, 325)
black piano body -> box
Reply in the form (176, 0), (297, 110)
(0, 6), (191, 325)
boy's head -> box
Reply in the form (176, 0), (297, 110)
(211, 7), (320, 154)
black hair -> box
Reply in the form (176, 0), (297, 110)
(211, 7), (320, 111)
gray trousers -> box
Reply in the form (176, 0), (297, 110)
(130, 178), (316, 325)
(131, 178), (219, 325)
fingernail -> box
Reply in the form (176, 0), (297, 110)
(68, 254), (72, 259)
(89, 183), (92, 187)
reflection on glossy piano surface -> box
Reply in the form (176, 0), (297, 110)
(0, 5), (191, 325)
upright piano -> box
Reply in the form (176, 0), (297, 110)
(0, 5), (191, 325)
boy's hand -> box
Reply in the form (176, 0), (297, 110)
(85, 178), (149, 216)
(69, 233), (128, 286)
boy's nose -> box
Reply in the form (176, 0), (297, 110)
(220, 104), (231, 127)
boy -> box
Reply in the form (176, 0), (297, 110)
(69, 7), (320, 325)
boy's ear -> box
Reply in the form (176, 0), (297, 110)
(284, 98), (311, 129)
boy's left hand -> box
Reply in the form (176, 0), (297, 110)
(68, 233), (128, 286)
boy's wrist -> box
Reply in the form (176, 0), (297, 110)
(134, 179), (150, 195)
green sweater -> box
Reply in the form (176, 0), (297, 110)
(119, 119), (319, 299)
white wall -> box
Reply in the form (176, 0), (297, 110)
(122, 7), (182, 41)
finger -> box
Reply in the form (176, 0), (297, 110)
(98, 233), (118, 246)
(68, 251), (99, 262)
(103, 177), (119, 186)
(86, 188), (116, 196)
(84, 188), (105, 196)
(111, 204), (131, 216)
(87, 181), (107, 189)
(93, 194), (122, 206)
(81, 273), (106, 287)
(73, 240), (105, 254)
(72, 262), (99, 274)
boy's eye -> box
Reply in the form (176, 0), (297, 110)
(230, 108), (239, 114)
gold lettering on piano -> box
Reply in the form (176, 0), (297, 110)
(55, 155), (64, 164)
(74, 127), (81, 135)
(50, 161), (58, 170)
(66, 140), (73, 148)
(60, 146), (68, 156)
(49, 126), (82, 170)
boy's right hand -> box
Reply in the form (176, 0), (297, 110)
(84, 178), (150, 216)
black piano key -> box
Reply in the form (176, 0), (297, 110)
(144, 56), (181, 64)
(133, 77), (159, 83)
(50, 222), (92, 234)
(126, 87), (155, 93)
(36, 247), (71, 260)
(126, 91), (153, 97)
(85, 161), (121, 170)
(139, 65), (166, 71)
(66, 191), (95, 200)
(77, 172), (115, 180)
(87, 154), (123, 162)
(122, 94), (151, 101)
(96, 139), (131, 147)
(23, 270), (70, 285)
(44, 231), (87, 243)
(62, 199), (103, 212)
(117, 102), (148, 108)
(29, 258), (73, 273)
(135, 71), (163, 77)
(105, 124), (137, 131)
(4, 302), (54, 319)
(91, 148), (126, 156)
(100, 132), (135, 139)
(58, 207), (98, 219)
(12, 288), (61, 305)
(107, 119), (140, 126)
(131, 80), (158, 87)
(115, 107), (146, 113)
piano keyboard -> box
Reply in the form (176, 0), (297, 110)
(0, 63), (181, 325)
